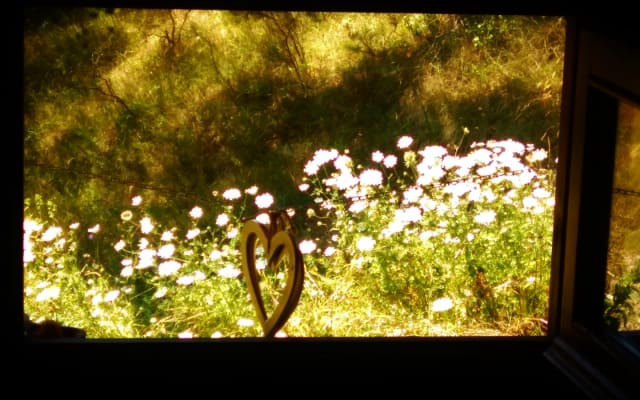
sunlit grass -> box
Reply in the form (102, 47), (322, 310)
(25, 137), (556, 338)
(23, 10), (568, 337)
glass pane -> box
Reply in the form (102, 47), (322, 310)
(605, 99), (640, 332)
(23, 9), (565, 338)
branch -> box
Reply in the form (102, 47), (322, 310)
(92, 76), (135, 117)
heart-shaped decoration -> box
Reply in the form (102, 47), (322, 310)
(240, 212), (305, 337)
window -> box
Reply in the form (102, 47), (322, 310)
(605, 99), (640, 334)
(544, 18), (640, 398)
(15, 4), (640, 397)
(22, 8), (565, 339)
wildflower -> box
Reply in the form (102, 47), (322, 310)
(255, 213), (270, 225)
(140, 217), (154, 234)
(397, 135), (414, 149)
(298, 183), (310, 192)
(104, 290), (120, 302)
(237, 318), (254, 327)
(178, 330), (193, 339)
(131, 196), (142, 206)
(135, 248), (156, 269)
(120, 266), (133, 277)
(323, 246), (336, 257)
(114, 240), (126, 252)
(349, 200), (367, 214)
(157, 244), (175, 259)
(24, 219), (43, 232)
(227, 228), (238, 239)
(223, 188), (242, 200)
(255, 193), (274, 209)
(186, 228), (200, 239)
(469, 148), (493, 165)
(522, 196), (539, 209)
(431, 297), (453, 312)
(69, 222), (80, 230)
(138, 238), (149, 249)
(416, 165), (446, 185)
(332, 173), (359, 190)
(299, 240), (317, 254)
(35, 286), (60, 302)
(154, 287), (168, 298)
(41, 226), (62, 242)
(161, 230), (174, 241)
(474, 210), (497, 225)
(91, 293), (102, 305)
(216, 213), (230, 226)
(526, 148), (548, 163)
(120, 210), (133, 221)
(218, 265), (241, 279)
(356, 236), (376, 252)
(403, 186), (423, 203)
(488, 139), (525, 155)
(418, 145), (448, 161)
(398, 206), (422, 223)
(532, 188), (551, 198)
(371, 150), (384, 163)
(23, 248), (35, 263)
(382, 220), (405, 237)
(245, 185), (259, 195)
(476, 165), (497, 176)
(334, 155), (352, 171)
(443, 181), (477, 198)
(359, 169), (383, 186)
(176, 275), (194, 286)
(383, 155), (398, 168)
(158, 260), (182, 276)
(306, 149), (339, 175)
(189, 206), (203, 219)
(209, 250), (223, 261)
(193, 271), (206, 280)
(304, 162), (320, 176)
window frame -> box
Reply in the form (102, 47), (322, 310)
(545, 16), (640, 399)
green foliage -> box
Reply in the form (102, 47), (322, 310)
(605, 261), (640, 331)
(23, 10), (564, 234)
(25, 138), (556, 337)
(23, 10), (566, 337)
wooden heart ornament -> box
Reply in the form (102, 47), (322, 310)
(240, 212), (305, 337)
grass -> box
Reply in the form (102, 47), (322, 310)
(25, 137), (557, 337)
(23, 10), (578, 337)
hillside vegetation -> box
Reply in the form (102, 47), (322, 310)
(23, 9), (567, 337)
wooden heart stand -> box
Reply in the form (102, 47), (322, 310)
(240, 211), (305, 337)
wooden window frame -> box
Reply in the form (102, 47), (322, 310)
(545, 16), (640, 399)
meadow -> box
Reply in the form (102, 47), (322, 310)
(23, 10), (574, 337)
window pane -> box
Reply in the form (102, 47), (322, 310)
(23, 9), (564, 338)
(605, 99), (640, 332)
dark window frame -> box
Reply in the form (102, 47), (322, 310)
(15, 3), (640, 395)
(545, 17), (640, 398)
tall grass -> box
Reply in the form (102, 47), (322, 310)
(23, 10), (568, 337)
(24, 137), (555, 337)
